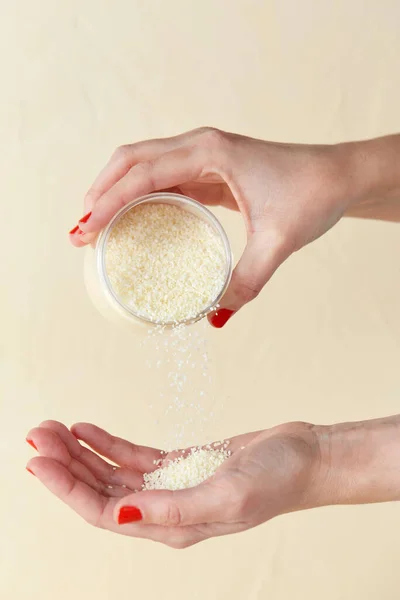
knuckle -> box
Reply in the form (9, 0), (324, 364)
(159, 502), (183, 527)
(113, 144), (134, 163)
(235, 278), (261, 304)
(131, 160), (150, 175)
(193, 126), (218, 137)
(198, 127), (228, 152)
(131, 160), (156, 189)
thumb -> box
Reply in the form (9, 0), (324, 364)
(209, 231), (290, 328)
(114, 481), (226, 527)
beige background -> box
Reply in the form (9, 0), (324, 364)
(2, 1), (400, 598)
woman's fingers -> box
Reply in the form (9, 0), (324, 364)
(83, 148), (136, 214)
(40, 420), (116, 479)
(26, 427), (104, 494)
(26, 457), (208, 546)
(39, 420), (85, 456)
(27, 456), (115, 529)
(69, 130), (208, 243)
(71, 423), (161, 474)
(33, 421), (142, 494)
(81, 128), (215, 215)
(79, 145), (209, 235)
(79, 128), (229, 235)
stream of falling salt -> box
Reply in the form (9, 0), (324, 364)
(141, 319), (220, 451)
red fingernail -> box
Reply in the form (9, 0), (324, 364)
(26, 467), (36, 476)
(210, 309), (235, 328)
(69, 225), (79, 235)
(26, 438), (38, 451)
(79, 211), (92, 224)
(117, 506), (143, 524)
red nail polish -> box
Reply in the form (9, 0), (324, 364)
(26, 467), (36, 476)
(69, 225), (79, 235)
(117, 506), (143, 525)
(26, 438), (38, 451)
(210, 309), (235, 328)
(79, 211), (92, 224)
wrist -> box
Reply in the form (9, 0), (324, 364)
(312, 415), (400, 507)
(335, 135), (400, 209)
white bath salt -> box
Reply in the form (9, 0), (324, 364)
(142, 446), (230, 491)
(105, 203), (226, 324)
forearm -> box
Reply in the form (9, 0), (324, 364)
(313, 415), (400, 507)
(338, 134), (400, 222)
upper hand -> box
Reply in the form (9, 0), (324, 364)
(26, 420), (321, 548)
(69, 128), (354, 326)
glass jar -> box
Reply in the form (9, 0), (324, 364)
(84, 192), (233, 330)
